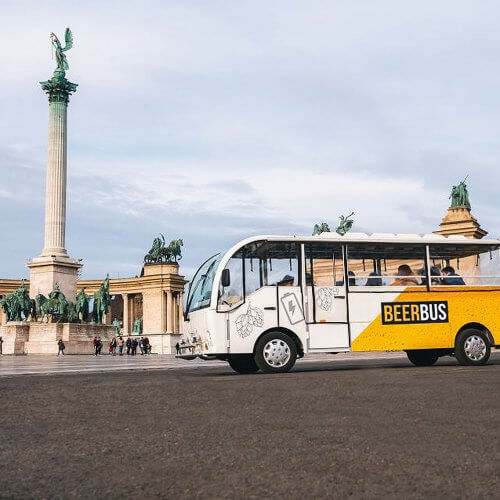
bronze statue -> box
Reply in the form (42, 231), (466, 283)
(75, 288), (89, 322)
(336, 212), (355, 236)
(112, 318), (121, 335)
(35, 283), (75, 323)
(450, 177), (471, 209)
(312, 223), (330, 235)
(144, 235), (183, 263)
(50, 28), (73, 72)
(92, 275), (111, 325)
(132, 318), (142, 334)
(0, 281), (33, 322)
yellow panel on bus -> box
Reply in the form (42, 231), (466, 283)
(352, 286), (500, 351)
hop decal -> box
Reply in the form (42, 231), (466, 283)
(316, 287), (333, 311)
(235, 303), (264, 338)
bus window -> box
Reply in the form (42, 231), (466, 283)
(217, 255), (244, 311)
(347, 244), (426, 288)
(305, 243), (344, 287)
(186, 254), (222, 314)
(264, 242), (299, 286)
(429, 244), (500, 286)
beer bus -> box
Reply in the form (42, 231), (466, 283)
(179, 232), (500, 373)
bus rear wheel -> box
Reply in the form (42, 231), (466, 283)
(406, 349), (439, 367)
(454, 329), (490, 366)
(254, 332), (297, 373)
(228, 354), (260, 374)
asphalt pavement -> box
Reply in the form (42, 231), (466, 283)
(0, 353), (498, 499)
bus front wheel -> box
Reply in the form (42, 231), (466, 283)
(406, 349), (439, 367)
(254, 332), (297, 373)
(454, 329), (491, 366)
(228, 354), (260, 374)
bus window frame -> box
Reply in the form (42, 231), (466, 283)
(216, 240), (303, 314)
(345, 243), (429, 293)
(304, 242), (347, 324)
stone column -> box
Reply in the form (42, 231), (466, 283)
(122, 294), (129, 334)
(27, 69), (81, 301)
(178, 292), (184, 334)
(166, 291), (173, 333)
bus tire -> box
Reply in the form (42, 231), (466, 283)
(228, 355), (260, 374)
(406, 349), (439, 367)
(254, 332), (297, 373)
(454, 329), (491, 366)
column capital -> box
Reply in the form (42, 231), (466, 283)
(40, 69), (78, 104)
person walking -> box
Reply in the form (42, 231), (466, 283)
(126, 337), (132, 355)
(96, 337), (103, 355)
(131, 338), (138, 355)
(117, 336), (124, 355)
(143, 337), (150, 355)
(93, 336), (99, 356)
(175, 342), (180, 355)
(57, 339), (65, 356)
(111, 336), (117, 355)
(0, 336), (3, 355)
(139, 337), (145, 355)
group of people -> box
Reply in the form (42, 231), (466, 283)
(359, 264), (466, 287)
(107, 336), (152, 355)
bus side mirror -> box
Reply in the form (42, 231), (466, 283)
(221, 269), (231, 288)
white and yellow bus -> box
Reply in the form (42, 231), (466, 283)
(179, 233), (500, 373)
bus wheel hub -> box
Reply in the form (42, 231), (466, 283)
(464, 335), (486, 361)
(263, 339), (290, 367)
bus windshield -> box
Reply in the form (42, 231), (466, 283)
(185, 253), (222, 314)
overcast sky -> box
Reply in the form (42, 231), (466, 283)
(1, 0), (499, 280)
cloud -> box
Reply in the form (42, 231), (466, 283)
(0, 0), (499, 279)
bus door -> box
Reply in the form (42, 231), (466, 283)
(304, 243), (350, 349)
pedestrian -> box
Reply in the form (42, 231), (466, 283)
(139, 337), (145, 355)
(142, 337), (149, 355)
(131, 338), (138, 355)
(96, 337), (103, 355)
(117, 336), (124, 355)
(0, 336), (3, 355)
(175, 342), (180, 355)
(57, 339), (65, 356)
(93, 336), (99, 356)
(109, 338), (114, 355)
(126, 337), (132, 355)
(111, 336), (117, 355)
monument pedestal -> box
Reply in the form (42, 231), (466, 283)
(27, 255), (81, 302)
(434, 207), (487, 239)
(0, 323), (30, 355)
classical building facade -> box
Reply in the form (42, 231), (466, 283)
(0, 263), (187, 354)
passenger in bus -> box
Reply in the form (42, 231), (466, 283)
(278, 275), (295, 286)
(441, 266), (466, 285)
(365, 272), (383, 286)
(348, 271), (357, 286)
(391, 264), (419, 286)
(420, 266), (442, 286)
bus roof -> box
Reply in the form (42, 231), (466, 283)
(242, 233), (500, 246)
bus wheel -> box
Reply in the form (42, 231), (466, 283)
(228, 355), (259, 374)
(406, 349), (439, 367)
(254, 332), (297, 373)
(454, 329), (491, 366)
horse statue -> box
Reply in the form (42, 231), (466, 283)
(166, 239), (183, 262)
(312, 223), (331, 236)
(144, 234), (167, 263)
(336, 212), (355, 236)
(1, 281), (33, 321)
(93, 275), (111, 325)
(35, 284), (77, 323)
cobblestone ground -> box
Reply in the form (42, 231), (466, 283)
(0, 352), (498, 499)
(0, 351), (407, 376)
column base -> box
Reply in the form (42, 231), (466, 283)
(27, 255), (82, 301)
